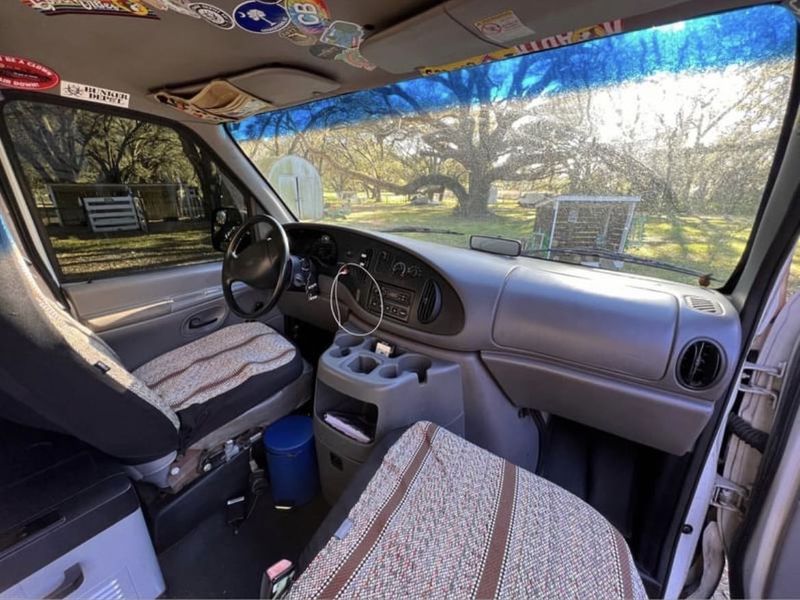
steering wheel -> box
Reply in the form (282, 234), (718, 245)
(222, 214), (290, 319)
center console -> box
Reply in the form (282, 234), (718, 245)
(314, 332), (464, 504)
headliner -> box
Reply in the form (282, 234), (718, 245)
(0, 0), (764, 124)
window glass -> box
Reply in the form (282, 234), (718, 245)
(3, 101), (246, 281)
(229, 5), (796, 286)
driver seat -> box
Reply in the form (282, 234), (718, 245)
(0, 220), (308, 488)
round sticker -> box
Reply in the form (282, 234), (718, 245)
(234, 1), (289, 34)
(189, 3), (234, 29)
(286, 0), (329, 35)
(0, 55), (59, 91)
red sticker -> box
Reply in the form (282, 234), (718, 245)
(0, 55), (60, 91)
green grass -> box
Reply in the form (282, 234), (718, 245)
(50, 224), (218, 279)
(318, 195), (756, 286)
(47, 196), (800, 293)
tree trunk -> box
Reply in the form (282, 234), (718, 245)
(454, 171), (492, 217)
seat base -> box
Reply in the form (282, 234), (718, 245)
(124, 361), (312, 491)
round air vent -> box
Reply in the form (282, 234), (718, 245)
(417, 279), (442, 323)
(677, 340), (724, 389)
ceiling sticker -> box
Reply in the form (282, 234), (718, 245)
(280, 25), (317, 46)
(142, 0), (198, 17)
(420, 19), (623, 76)
(234, 0), (290, 34)
(0, 55), (60, 91)
(286, 0), (329, 35)
(61, 80), (130, 107)
(22, 0), (158, 18)
(308, 43), (340, 60)
(189, 2), (234, 28)
(319, 20), (363, 49)
(335, 48), (376, 71)
(474, 10), (534, 44)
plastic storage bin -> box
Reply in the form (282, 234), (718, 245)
(263, 415), (319, 507)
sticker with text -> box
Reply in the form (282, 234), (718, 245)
(142, 0), (198, 17)
(474, 10), (534, 44)
(420, 19), (623, 76)
(0, 55), (60, 90)
(61, 81), (130, 107)
(234, 0), (290, 34)
(22, 0), (158, 18)
(189, 2), (234, 29)
(286, 0), (329, 35)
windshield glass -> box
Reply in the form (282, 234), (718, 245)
(229, 5), (796, 285)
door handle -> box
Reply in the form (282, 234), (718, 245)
(46, 564), (84, 599)
(188, 316), (219, 329)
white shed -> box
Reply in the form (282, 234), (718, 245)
(259, 155), (324, 220)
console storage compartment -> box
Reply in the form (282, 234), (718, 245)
(314, 333), (464, 503)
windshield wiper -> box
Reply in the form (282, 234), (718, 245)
(380, 226), (465, 235)
(526, 246), (716, 286)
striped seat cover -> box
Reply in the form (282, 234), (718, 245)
(290, 422), (647, 599)
(133, 321), (296, 412)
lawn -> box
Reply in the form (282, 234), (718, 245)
(47, 195), (800, 294)
(319, 194), (758, 287)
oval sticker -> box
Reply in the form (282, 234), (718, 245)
(0, 55), (60, 91)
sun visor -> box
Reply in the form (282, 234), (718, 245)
(362, 0), (690, 75)
(228, 68), (340, 107)
(360, 5), (500, 75)
(153, 68), (339, 123)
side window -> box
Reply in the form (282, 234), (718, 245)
(2, 100), (247, 281)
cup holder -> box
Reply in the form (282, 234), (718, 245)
(329, 347), (351, 358)
(336, 334), (366, 349)
(378, 365), (399, 379)
(398, 355), (432, 383)
(348, 355), (380, 375)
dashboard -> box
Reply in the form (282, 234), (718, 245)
(288, 225), (465, 335)
(283, 222), (741, 455)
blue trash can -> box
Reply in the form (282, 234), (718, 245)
(263, 415), (319, 508)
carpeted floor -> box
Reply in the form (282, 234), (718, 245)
(158, 494), (329, 598)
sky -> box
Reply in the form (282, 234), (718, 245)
(229, 4), (797, 140)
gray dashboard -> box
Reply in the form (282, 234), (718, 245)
(282, 223), (741, 455)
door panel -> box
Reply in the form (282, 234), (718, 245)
(63, 262), (285, 368)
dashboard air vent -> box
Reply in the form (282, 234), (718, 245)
(685, 295), (723, 315)
(417, 279), (442, 323)
(677, 340), (723, 389)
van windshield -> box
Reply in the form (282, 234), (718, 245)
(229, 5), (796, 285)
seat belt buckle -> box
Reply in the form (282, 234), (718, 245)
(711, 475), (749, 514)
(261, 559), (295, 599)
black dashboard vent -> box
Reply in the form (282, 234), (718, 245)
(417, 279), (442, 323)
(685, 295), (723, 315)
(677, 340), (723, 390)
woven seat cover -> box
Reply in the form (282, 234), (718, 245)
(291, 421), (647, 599)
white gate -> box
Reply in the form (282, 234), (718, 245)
(83, 196), (143, 233)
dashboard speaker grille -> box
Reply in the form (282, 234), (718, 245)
(417, 279), (441, 323)
(677, 340), (723, 389)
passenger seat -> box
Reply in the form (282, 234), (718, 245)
(288, 422), (646, 598)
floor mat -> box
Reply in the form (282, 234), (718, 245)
(158, 494), (329, 598)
